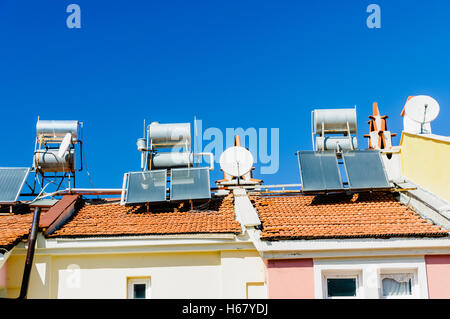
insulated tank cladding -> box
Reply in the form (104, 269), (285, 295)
(34, 149), (75, 172)
(36, 120), (78, 141)
(315, 136), (358, 151)
(314, 109), (357, 134)
(151, 152), (193, 169)
(148, 123), (191, 148)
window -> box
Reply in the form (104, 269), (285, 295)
(127, 278), (151, 299)
(380, 273), (413, 298)
(314, 259), (425, 299)
(133, 284), (146, 299)
(327, 278), (356, 297)
(323, 274), (359, 299)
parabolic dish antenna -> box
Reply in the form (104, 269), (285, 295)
(404, 95), (440, 123)
(219, 146), (254, 177)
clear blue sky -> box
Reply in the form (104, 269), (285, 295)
(0, 0), (449, 191)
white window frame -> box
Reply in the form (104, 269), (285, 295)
(379, 270), (417, 299)
(127, 278), (151, 299)
(322, 272), (361, 299)
(314, 257), (428, 299)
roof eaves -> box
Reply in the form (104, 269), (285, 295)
(396, 179), (450, 230)
(261, 232), (450, 241)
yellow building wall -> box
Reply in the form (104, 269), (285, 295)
(6, 250), (266, 299)
(400, 132), (450, 202)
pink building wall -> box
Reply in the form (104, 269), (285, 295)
(266, 259), (314, 299)
(425, 255), (450, 298)
(0, 260), (7, 290)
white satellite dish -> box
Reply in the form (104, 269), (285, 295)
(219, 146), (254, 177)
(404, 95), (440, 123)
(57, 133), (72, 158)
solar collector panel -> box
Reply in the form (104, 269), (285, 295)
(0, 167), (30, 203)
(342, 150), (390, 189)
(170, 167), (211, 200)
(297, 151), (343, 192)
(125, 170), (167, 204)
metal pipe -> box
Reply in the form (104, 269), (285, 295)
(311, 110), (315, 151)
(257, 184), (302, 188)
(65, 191), (122, 195)
(258, 190), (302, 194)
(67, 188), (123, 193)
(18, 207), (41, 299)
(26, 188), (123, 203)
(194, 116), (200, 166)
(120, 174), (129, 205)
(193, 153), (214, 170)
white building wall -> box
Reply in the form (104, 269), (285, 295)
(53, 252), (223, 299)
(220, 250), (267, 298)
(7, 249), (266, 299)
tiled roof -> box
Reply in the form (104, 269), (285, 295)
(251, 192), (449, 240)
(0, 196), (80, 250)
(0, 213), (34, 249)
(48, 195), (242, 237)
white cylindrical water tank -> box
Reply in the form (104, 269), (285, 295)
(34, 149), (75, 172)
(36, 120), (79, 141)
(151, 152), (193, 169)
(316, 136), (358, 151)
(314, 108), (357, 134)
(148, 123), (191, 148)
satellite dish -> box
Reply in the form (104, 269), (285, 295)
(57, 133), (72, 158)
(404, 95), (440, 123)
(219, 146), (254, 177)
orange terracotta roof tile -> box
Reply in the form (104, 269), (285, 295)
(0, 198), (73, 249)
(0, 213), (34, 249)
(251, 192), (449, 240)
(48, 195), (242, 237)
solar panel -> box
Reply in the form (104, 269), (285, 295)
(170, 167), (211, 200)
(342, 150), (390, 189)
(125, 170), (167, 204)
(297, 151), (343, 192)
(0, 167), (30, 203)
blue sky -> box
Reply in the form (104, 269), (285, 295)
(0, 0), (449, 191)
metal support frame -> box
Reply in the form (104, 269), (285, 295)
(31, 123), (83, 195)
(311, 107), (358, 152)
